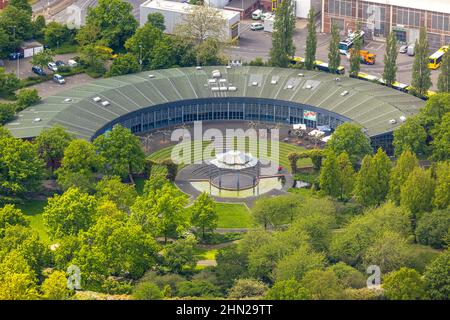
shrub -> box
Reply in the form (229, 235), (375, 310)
(416, 210), (450, 249)
(16, 88), (40, 108)
(132, 282), (163, 300)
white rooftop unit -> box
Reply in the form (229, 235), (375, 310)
(212, 70), (221, 78)
(287, 84), (294, 89)
(101, 101), (110, 107)
(139, 0), (240, 41)
(399, 115), (407, 122)
(271, 80), (277, 85)
(148, 74), (155, 78)
(340, 90), (349, 96)
(389, 119), (397, 124)
(33, 118), (42, 122)
(228, 86), (237, 91)
(93, 97), (101, 102)
(252, 81), (258, 86)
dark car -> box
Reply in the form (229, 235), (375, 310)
(32, 66), (46, 76)
(9, 52), (24, 60)
(55, 60), (66, 67)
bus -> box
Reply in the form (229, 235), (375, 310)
(428, 46), (449, 69)
(352, 72), (380, 82)
(339, 30), (365, 55)
(290, 57), (345, 74)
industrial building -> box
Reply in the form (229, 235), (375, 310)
(260, 0), (321, 19)
(139, 0), (240, 41)
(321, 0), (450, 50)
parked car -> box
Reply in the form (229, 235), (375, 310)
(399, 44), (408, 54)
(32, 66), (46, 76)
(261, 12), (273, 21)
(250, 22), (264, 31)
(67, 59), (78, 67)
(55, 60), (66, 67)
(8, 52), (24, 60)
(47, 62), (58, 72)
(252, 9), (262, 20)
(53, 74), (65, 84)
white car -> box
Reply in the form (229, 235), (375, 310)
(67, 59), (78, 67)
(53, 74), (65, 84)
(261, 12), (273, 21)
(47, 62), (58, 72)
(252, 9), (262, 20)
(399, 44), (408, 54)
(250, 22), (264, 31)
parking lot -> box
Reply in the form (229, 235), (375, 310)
(226, 18), (440, 89)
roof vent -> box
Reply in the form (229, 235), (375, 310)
(196, 66), (202, 70)
(219, 86), (227, 91)
(389, 119), (397, 124)
(335, 78), (341, 82)
(64, 98), (72, 102)
(93, 97), (101, 102)
(212, 70), (221, 78)
(306, 84), (312, 89)
(33, 118), (42, 122)
(208, 79), (216, 84)
(219, 79), (227, 83)
(298, 73), (304, 77)
(271, 80), (277, 85)
(399, 116), (406, 122)
(287, 84), (294, 89)
(148, 74), (155, 78)
(101, 101), (110, 107)
(252, 81), (258, 86)
(340, 90), (349, 96)
(228, 86), (237, 91)
(211, 87), (220, 92)
(226, 65), (232, 69)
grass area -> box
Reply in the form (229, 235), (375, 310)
(193, 247), (218, 261)
(146, 140), (312, 173)
(53, 44), (78, 54)
(215, 203), (253, 228)
(16, 199), (49, 242)
(406, 244), (441, 273)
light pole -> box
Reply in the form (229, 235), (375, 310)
(13, 26), (19, 78)
(139, 44), (142, 71)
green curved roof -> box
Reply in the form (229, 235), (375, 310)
(5, 66), (425, 139)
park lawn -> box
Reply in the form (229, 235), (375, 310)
(215, 203), (253, 228)
(193, 247), (218, 261)
(16, 199), (49, 242)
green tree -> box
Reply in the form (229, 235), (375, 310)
(431, 112), (450, 161)
(423, 250), (450, 300)
(354, 148), (391, 207)
(265, 280), (311, 300)
(176, 280), (220, 298)
(15, 88), (40, 109)
(84, 0), (137, 50)
(41, 270), (72, 300)
(304, 7), (317, 70)
(9, 0), (32, 14)
(147, 12), (165, 31)
(195, 37), (222, 66)
(328, 24), (341, 74)
(0, 204), (29, 237)
(410, 28), (432, 97)
(43, 187), (98, 239)
(349, 30), (362, 77)
(215, 246), (248, 289)
(228, 279), (268, 299)
(326, 123), (372, 166)
(269, 0), (296, 67)
(80, 44), (112, 73)
(0, 135), (44, 196)
(125, 22), (163, 69)
(44, 22), (74, 47)
(382, 31), (398, 86)
(31, 49), (55, 69)
(132, 282), (163, 300)
(35, 125), (74, 172)
(56, 139), (102, 192)
(107, 53), (139, 76)
(162, 236), (198, 273)
(400, 167), (435, 217)
(433, 161), (450, 209)
(416, 209), (450, 249)
(393, 116), (428, 157)
(0, 68), (20, 98)
(388, 150), (419, 204)
(319, 151), (340, 198)
(438, 52), (450, 93)
(383, 267), (426, 300)
(251, 196), (288, 229)
(300, 269), (345, 300)
(95, 175), (137, 212)
(0, 251), (38, 300)
(93, 124), (145, 179)
(328, 262), (366, 289)
(0, 5), (33, 42)
(33, 15), (46, 39)
(336, 152), (355, 200)
(190, 192), (217, 239)
(363, 230), (409, 273)
(0, 103), (15, 124)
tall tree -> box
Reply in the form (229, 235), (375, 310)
(8, 0), (32, 15)
(326, 123), (372, 166)
(93, 124), (145, 180)
(410, 28), (432, 97)
(125, 22), (164, 69)
(304, 7), (317, 70)
(431, 112), (450, 161)
(328, 24), (341, 74)
(41, 271), (72, 300)
(437, 51), (450, 93)
(354, 148), (391, 207)
(393, 116), (428, 157)
(433, 161), (450, 209)
(35, 125), (74, 172)
(349, 31), (362, 77)
(423, 250), (450, 300)
(336, 152), (355, 201)
(400, 167), (435, 225)
(383, 267), (426, 300)
(95, 175), (137, 212)
(388, 150), (419, 205)
(84, 0), (137, 50)
(319, 151), (340, 198)
(147, 12), (165, 31)
(383, 31), (398, 86)
(190, 192), (218, 239)
(269, 0), (296, 67)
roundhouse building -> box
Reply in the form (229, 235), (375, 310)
(5, 66), (425, 155)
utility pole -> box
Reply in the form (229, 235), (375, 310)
(139, 43), (142, 71)
(13, 26), (19, 78)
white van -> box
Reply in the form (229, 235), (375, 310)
(252, 9), (262, 20)
(67, 59), (78, 67)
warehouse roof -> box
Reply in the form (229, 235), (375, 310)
(5, 66), (425, 139)
(364, 0), (450, 14)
